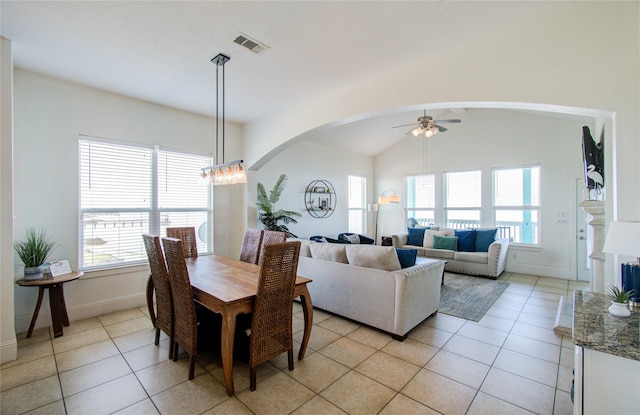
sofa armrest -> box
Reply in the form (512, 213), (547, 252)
(487, 238), (509, 277)
(392, 233), (408, 247)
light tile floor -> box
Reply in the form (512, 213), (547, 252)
(1, 272), (589, 415)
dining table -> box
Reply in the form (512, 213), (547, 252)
(184, 254), (313, 396)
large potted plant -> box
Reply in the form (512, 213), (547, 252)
(14, 227), (57, 280)
(257, 174), (302, 238)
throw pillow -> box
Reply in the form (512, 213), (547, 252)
(345, 245), (401, 271)
(433, 235), (458, 251)
(423, 229), (454, 248)
(309, 244), (348, 263)
(455, 229), (477, 252)
(343, 233), (361, 244)
(407, 227), (428, 246)
(475, 228), (497, 252)
(396, 249), (417, 269)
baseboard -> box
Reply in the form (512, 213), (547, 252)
(14, 293), (147, 335)
(505, 263), (573, 279)
(1, 338), (18, 364)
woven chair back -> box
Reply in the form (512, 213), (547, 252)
(257, 230), (287, 266)
(142, 234), (173, 339)
(250, 241), (301, 369)
(240, 228), (264, 265)
(161, 237), (198, 357)
(166, 227), (198, 258)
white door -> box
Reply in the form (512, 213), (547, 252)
(576, 178), (590, 281)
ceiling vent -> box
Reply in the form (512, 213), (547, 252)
(233, 32), (269, 54)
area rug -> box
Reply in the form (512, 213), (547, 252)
(439, 273), (509, 322)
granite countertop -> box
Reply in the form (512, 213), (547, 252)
(573, 290), (640, 361)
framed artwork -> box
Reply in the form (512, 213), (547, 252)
(318, 197), (329, 210)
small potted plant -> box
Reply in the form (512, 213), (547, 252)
(14, 227), (57, 280)
(605, 284), (635, 317)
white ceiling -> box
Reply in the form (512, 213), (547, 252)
(1, 1), (581, 156)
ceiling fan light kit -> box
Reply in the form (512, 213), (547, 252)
(394, 110), (461, 138)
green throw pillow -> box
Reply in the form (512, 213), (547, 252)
(433, 235), (458, 251)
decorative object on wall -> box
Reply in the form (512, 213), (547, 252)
(581, 125), (604, 199)
(14, 227), (57, 280)
(603, 221), (640, 307)
(257, 174), (301, 237)
(304, 179), (336, 218)
(200, 53), (246, 186)
(392, 110), (461, 138)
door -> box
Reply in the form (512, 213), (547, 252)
(576, 178), (590, 281)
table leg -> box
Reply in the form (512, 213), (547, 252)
(60, 284), (70, 326)
(220, 311), (237, 396)
(26, 287), (45, 338)
(296, 286), (314, 361)
(49, 284), (65, 338)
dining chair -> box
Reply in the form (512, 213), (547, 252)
(257, 230), (287, 266)
(249, 240), (301, 391)
(142, 234), (174, 359)
(239, 228), (264, 265)
(166, 227), (198, 258)
(161, 236), (212, 380)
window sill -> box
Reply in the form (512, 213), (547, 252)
(79, 263), (149, 280)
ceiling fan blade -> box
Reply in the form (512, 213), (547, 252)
(434, 119), (461, 123)
(392, 122), (420, 129)
(436, 125), (448, 133)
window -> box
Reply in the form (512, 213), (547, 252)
(444, 170), (481, 229)
(79, 137), (212, 270)
(405, 174), (435, 227)
(347, 175), (366, 234)
(493, 166), (540, 244)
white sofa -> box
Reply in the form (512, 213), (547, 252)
(291, 239), (445, 341)
(392, 229), (509, 279)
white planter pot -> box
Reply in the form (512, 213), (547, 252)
(608, 301), (631, 317)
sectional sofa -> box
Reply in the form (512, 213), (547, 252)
(290, 239), (445, 340)
(392, 227), (509, 279)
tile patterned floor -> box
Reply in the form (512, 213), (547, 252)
(1, 272), (589, 415)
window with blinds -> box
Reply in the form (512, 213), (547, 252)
(444, 170), (481, 229)
(79, 137), (212, 270)
(405, 174), (435, 227)
(348, 175), (366, 234)
(493, 166), (540, 244)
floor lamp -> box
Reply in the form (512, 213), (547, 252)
(368, 203), (379, 245)
(603, 221), (640, 307)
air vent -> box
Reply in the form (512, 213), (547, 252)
(232, 32), (269, 54)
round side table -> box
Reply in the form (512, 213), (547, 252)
(16, 271), (83, 338)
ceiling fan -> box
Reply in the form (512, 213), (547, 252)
(392, 110), (461, 137)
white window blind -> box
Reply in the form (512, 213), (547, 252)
(444, 170), (481, 229)
(348, 175), (366, 234)
(493, 166), (540, 244)
(79, 137), (212, 270)
(405, 174), (435, 227)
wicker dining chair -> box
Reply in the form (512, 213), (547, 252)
(161, 237), (203, 380)
(166, 227), (198, 258)
(257, 230), (287, 266)
(249, 241), (301, 391)
(239, 228), (264, 265)
(142, 234), (175, 359)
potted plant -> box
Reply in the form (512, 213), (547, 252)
(14, 227), (57, 280)
(605, 284), (635, 317)
(257, 174), (302, 238)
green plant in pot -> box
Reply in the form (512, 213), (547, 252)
(257, 174), (302, 238)
(605, 284), (635, 317)
(14, 227), (57, 280)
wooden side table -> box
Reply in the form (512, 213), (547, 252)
(16, 271), (83, 338)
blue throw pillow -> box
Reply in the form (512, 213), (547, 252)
(475, 229), (497, 252)
(396, 249), (417, 269)
(455, 229), (477, 252)
(433, 235), (458, 251)
(407, 227), (428, 246)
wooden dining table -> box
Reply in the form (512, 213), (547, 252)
(184, 254), (313, 396)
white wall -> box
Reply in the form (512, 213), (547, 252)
(11, 70), (245, 334)
(377, 108), (590, 278)
(255, 140), (374, 239)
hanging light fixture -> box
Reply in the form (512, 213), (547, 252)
(200, 53), (247, 185)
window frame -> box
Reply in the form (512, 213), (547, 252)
(347, 174), (367, 234)
(443, 169), (482, 230)
(404, 173), (436, 228)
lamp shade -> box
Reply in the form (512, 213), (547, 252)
(367, 203), (379, 212)
(603, 221), (640, 260)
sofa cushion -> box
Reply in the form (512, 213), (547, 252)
(343, 233), (361, 244)
(475, 228), (497, 252)
(310, 243), (348, 263)
(423, 248), (455, 260)
(433, 235), (458, 251)
(407, 227), (428, 246)
(423, 229), (454, 248)
(454, 229), (477, 252)
(345, 245), (401, 271)
(396, 249), (418, 269)
(287, 238), (314, 257)
(454, 251), (489, 264)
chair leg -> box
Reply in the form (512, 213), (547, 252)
(287, 349), (294, 371)
(167, 338), (174, 360)
(154, 328), (160, 346)
(250, 365), (257, 391)
(172, 342), (179, 362)
(188, 355), (196, 380)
